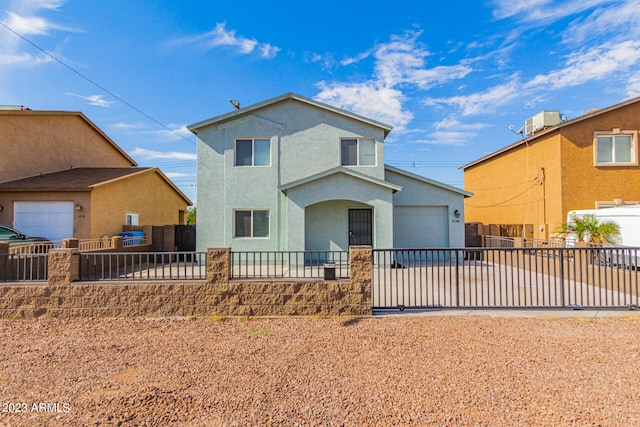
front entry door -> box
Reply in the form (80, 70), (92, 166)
(348, 208), (373, 246)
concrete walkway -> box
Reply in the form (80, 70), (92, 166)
(373, 308), (640, 318)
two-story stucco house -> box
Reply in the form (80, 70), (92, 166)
(462, 95), (640, 240)
(189, 93), (471, 253)
(0, 108), (192, 241)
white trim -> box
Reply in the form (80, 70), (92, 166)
(593, 130), (638, 166)
(125, 213), (139, 226)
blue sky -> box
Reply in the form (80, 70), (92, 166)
(2, 0), (640, 204)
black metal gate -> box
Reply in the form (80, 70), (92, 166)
(175, 225), (196, 251)
(349, 209), (372, 246)
(372, 247), (640, 310)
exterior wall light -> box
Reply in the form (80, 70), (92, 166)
(75, 204), (82, 211)
(454, 209), (460, 219)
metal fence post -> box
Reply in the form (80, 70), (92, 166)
(455, 249), (460, 308)
(559, 249), (565, 307)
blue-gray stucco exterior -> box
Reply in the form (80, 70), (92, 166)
(189, 93), (471, 252)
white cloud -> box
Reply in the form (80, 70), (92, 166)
(426, 76), (522, 116)
(65, 93), (114, 107)
(113, 121), (147, 130)
(409, 131), (474, 146)
(131, 148), (197, 161)
(151, 124), (193, 141)
(259, 43), (281, 59)
(340, 49), (372, 66)
(429, 38), (640, 116)
(435, 118), (491, 131)
(524, 40), (640, 89)
(112, 122), (194, 142)
(178, 22), (280, 59)
(626, 73), (640, 98)
(314, 31), (472, 132)
(407, 117), (492, 146)
(315, 81), (411, 130)
(0, 0), (75, 66)
(4, 12), (56, 35)
(563, 0), (640, 45)
(491, 0), (611, 23)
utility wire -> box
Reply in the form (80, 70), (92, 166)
(0, 20), (196, 145)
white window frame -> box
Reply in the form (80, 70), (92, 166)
(125, 213), (139, 226)
(234, 138), (271, 167)
(340, 138), (376, 167)
(594, 130), (638, 166)
(233, 209), (270, 239)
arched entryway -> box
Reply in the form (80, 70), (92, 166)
(304, 200), (372, 251)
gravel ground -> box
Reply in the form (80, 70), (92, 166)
(1, 315), (639, 426)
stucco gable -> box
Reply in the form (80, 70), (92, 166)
(188, 92), (393, 136)
(217, 114), (285, 131)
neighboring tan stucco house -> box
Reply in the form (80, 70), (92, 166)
(0, 108), (192, 241)
(462, 96), (640, 240)
(189, 93), (470, 252)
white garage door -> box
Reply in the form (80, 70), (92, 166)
(393, 206), (449, 248)
(14, 201), (74, 242)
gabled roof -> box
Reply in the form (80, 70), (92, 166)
(279, 167), (402, 193)
(0, 167), (192, 205)
(0, 110), (138, 166)
(385, 165), (473, 197)
(461, 95), (640, 170)
(188, 92), (394, 137)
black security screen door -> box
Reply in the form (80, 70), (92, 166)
(348, 208), (373, 246)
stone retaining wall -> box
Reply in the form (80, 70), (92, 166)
(0, 246), (372, 319)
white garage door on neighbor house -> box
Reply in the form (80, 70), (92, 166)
(13, 201), (74, 242)
(393, 206), (449, 248)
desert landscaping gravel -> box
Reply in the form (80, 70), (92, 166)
(1, 315), (639, 426)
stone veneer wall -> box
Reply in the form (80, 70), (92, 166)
(0, 246), (372, 319)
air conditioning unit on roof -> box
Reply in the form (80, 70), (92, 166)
(524, 111), (561, 136)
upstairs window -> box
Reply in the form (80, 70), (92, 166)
(341, 138), (375, 166)
(125, 213), (139, 226)
(235, 138), (270, 166)
(594, 131), (637, 166)
(234, 209), (269, 238)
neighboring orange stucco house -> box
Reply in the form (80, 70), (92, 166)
(462, 96), (640, 240)
(0, 108), (192, 241)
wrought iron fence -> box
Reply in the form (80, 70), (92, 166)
(231, 251), (349, 279)
(0, 253), (48, 282)
(79, 252), (206, 281)
(373, 247), (640, 310)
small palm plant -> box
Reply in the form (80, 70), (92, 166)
(557, 214), (621, 245)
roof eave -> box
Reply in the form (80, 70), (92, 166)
(188, 92), (394, 137)
(462, 95), (640, 170)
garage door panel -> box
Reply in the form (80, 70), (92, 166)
(14, 202), (74, 242)
(394, 206), (448, 248)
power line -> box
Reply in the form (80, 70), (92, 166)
(0, 20), (196, 145)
